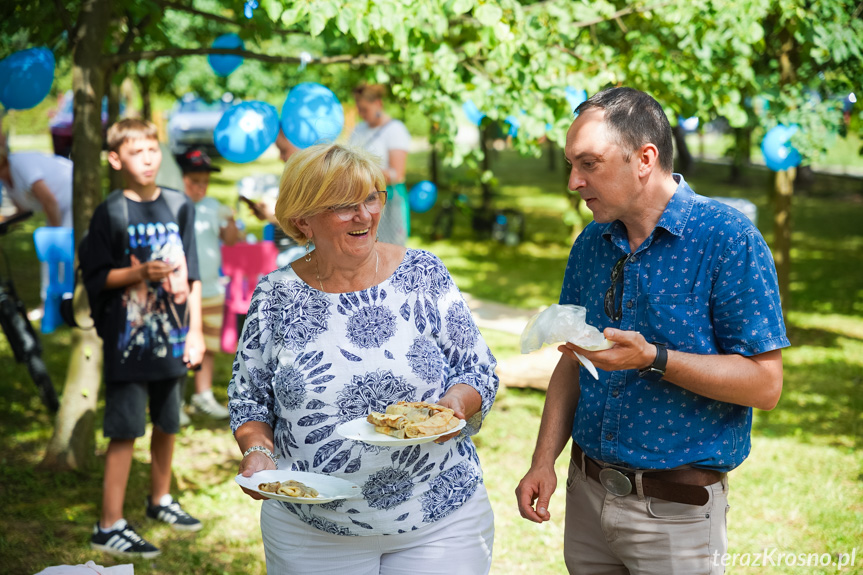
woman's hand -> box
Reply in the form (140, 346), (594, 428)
(238, 451), (277, 500)
(435, 383), (482, 443)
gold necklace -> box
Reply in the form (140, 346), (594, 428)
(314, 249), (379, 293)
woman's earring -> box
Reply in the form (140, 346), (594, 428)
(304, 241), (312, 262)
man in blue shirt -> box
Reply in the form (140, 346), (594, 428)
(516, 87), (789, 574)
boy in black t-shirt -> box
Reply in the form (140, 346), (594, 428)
(82, 119), (205, 558)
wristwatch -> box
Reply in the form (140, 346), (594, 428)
(638, 342), (667, 382)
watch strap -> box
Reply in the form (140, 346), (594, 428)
(638, 342), (667, 380)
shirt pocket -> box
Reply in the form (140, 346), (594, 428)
(645, 293), (700, 351)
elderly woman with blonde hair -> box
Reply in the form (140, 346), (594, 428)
(229, 143), (498, 574)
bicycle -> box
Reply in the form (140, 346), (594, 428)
(0, 210), (60, 413)
(430, 191), (526, 247)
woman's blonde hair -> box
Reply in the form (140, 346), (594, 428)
(106, 118), (158, 152)
(275, 143), (386, 243)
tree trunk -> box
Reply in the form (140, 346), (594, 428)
(428, 121), (438, 186)
(138, 73), (152, 121)
(773, 168), (794, 311)
(106, 73), (124, 191)
(672, 125), (694, 175)
(729, 126), (752, 183)
(479, 123), (493, 210)
(39, 328), (103, 471)
(41, 0), (111, 472)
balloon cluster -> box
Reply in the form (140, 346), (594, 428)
(761, 125), (802, 172)
(0, 48), (55, 110)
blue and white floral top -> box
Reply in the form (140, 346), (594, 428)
(228, 248), (499, 535)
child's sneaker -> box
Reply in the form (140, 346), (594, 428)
(90, 519), (160, 558)
(146, 494), (202, 532)
(190, 390), (230, 419)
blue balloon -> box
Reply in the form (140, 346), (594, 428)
(565, 87), (588, 114)
(280, 82), (344, 149)
(0, 48), (55, 110)
(463, 101), (486, 126)
(409, 181), (437, 213)
(214, 101), (279, 164)
(208, 34), (244, 77)
(761, 124), (802, 171)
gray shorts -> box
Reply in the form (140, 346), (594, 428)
(103, 377), (183, 439)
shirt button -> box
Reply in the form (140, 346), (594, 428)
(612, 389), (619, 397)
(626, 300), (633, 309)
(605, 433), (613, 441)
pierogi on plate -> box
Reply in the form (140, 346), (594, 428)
(367, 401), (461, 439)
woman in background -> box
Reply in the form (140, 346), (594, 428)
(348, 84), (411, 246)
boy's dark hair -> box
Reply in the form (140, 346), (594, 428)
(106, 118), (158, 153)
(574, 87), (674, 173)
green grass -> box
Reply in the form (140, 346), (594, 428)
(1, 144), (862, 574)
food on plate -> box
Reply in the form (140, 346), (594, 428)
(258, 479), (319, 498)
(366, 401), (461, 439)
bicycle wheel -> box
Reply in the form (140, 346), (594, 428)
(27, 354), (59, 413)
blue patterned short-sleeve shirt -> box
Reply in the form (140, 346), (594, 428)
(560, 176), (790, 472)
(229, 249), (498, 535)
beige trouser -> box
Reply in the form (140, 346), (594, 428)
(564, 455), (730, 575)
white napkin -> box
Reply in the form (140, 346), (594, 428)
(520, 304), (614, 380)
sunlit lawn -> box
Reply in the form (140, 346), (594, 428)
(0, 141), (861, 574)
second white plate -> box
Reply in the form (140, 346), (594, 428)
(235, 470), (361, 504)
(336, 416), (466, 446)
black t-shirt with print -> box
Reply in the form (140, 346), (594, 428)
(84, 190), (200, 383)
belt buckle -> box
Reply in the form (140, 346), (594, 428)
(599, 467), (632, 497)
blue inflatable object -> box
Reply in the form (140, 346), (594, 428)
(463, 101), (486, 126)
(761, 124), (802, 171)
(208, 34), (244, 77)
(0, 48), (55, 110)
(214, 101), (279, 164)
(409, 181), (438, 213)
(565, 87), (588, 114)
(280, 82), (344, 149)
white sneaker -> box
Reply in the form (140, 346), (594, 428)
(190, 391), (229, 419)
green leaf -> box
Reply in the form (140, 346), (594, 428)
(475, 3), (503, 27)
(309, 11), (327, 36)
(451, 0), (475, 15)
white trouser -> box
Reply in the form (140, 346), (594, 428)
(260, 484), (494, 575)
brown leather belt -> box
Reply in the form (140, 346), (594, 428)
(572, 443), (724, 506)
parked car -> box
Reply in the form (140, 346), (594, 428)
(48, 90), (123, 158)
(167, 93), (234, 156)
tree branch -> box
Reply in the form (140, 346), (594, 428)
(152, 0), (304, 36)
(108, 47), (390, 67)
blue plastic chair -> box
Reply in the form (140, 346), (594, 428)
(33, 227), (75, 333)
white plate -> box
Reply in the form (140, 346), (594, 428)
(235, 470), (361, 504)
(336, 416), (467, 446)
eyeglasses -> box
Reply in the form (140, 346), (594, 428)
(328, 190), (387, 221)
(603, 254), (631, 322)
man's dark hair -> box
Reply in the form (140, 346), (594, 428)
(574, 87), (674, 173)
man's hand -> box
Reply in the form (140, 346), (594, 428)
(515, 464), (557, 523)
(560, 327), (655, 373)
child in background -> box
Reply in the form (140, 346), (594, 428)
(81, 119), (204, 558)
(176, 148), (238, 420)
